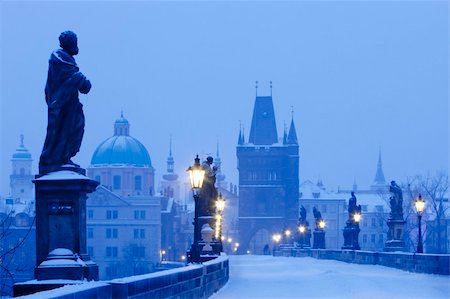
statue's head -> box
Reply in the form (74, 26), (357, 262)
(390, 180), (396, 186)
(206, 156), (213, 164)
(351, 191), (355, 196)
(59, 31), (79, 56)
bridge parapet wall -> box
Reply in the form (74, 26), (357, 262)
(274, 248), (449, 275)
(16, 255), (229, 299)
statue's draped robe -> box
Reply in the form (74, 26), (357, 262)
(39, 49), (91, 173)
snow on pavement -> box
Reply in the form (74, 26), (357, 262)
(212, 255), (450, 299)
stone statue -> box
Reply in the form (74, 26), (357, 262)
(389, 180), (404, 220)
(200, 156), (218, 214)
(348, 192), (361, 224)
(299, 205), (307, 222)
(313, 207), (322, 228)
(39, 31), (91, 174)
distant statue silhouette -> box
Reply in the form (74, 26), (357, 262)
(389, 180), (404, 220)
(299, 205), (307, 222)
(199, 156), (218, 215)
(39, 31), (91, 174)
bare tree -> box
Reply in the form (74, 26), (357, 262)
(404, 172), (449, 253)
(0, 206), (36, 297)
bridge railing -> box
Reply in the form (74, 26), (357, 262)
(273, 248), (449, 275)
(16, 255), (229, 299)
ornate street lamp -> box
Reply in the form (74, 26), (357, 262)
(318, 220), (326, 230)
(187, 155), (205, 263)
(215, 193), (225, 252)
(414, 194), (426, 253)
(353, 212), (362, 224)
(298, 225), (306, 249)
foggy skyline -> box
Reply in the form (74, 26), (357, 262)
(1, 1), (448, 196)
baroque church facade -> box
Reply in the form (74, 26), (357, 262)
(237, 92), (299, 254)
(86, 114), (161, 280)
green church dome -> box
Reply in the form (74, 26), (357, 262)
(90, 114), (152, 167)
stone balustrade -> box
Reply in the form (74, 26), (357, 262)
(273, 248), (449, 275)
(16, 255), (229, 298)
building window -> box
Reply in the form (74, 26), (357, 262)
(371, 218), (376, 227)
(106, 246), (118, 257)
(107, 228), (118, 238)
(378, 234), (384, 244)
(88, 228), (94, 239)
(87, 246), (94, 257)
(113, 228), (118, 238)
(134, 210), (146, 220)
(363, 234), (367, 243)
(363, 219), (367, 227)
(362, 205), (368, 212)
(113, 175), (121, 190)
(371, 234), (376, 243)
(20, 168), (25, 175)
(321, 205), (327, 213)
(379, 218), (384, 227)
(140, 229), (145, 238)
(107, 210), (118, 219)
(88, 210), (94, 219)
(95, 175), (101, 183)
(106, 228), (111, 238)
(135, 176), (142, 191)
(134, 229), (139, 239)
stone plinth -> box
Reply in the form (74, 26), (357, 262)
(384, 219), (406, 252)
(313, 230), (326, 249)
(342, 225), (360, 250)
(33, 169), (99, 280)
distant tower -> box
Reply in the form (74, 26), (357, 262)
(10, 134), (34, 201)
(215, 140), (226, 187)
(237, 87), (299, 254)
(161, 138), (180, 200)
(371, 149), (387, 191)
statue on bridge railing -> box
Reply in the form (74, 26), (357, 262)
(199, 156), (219, 215)
(313, 207), (323, 230)
(389, 180), (404, 220)
(39, 30), (92, 175)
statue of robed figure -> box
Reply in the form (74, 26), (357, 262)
(39, 31), (91, 174)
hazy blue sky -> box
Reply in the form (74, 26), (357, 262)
(0, 1), (448, 196)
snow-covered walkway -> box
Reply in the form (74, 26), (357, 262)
(212, 255), (450, 299)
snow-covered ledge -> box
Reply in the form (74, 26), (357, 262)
(15, 255), (229, 298)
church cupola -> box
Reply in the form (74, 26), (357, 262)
(114, 110), (130, 136)
(10, 134), (34, 200)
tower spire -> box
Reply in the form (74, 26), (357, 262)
(255, 81), (258, 96)
(371, 148), (386, 190)
(270, 81), (272, 96)
(287, 108), (298, 145)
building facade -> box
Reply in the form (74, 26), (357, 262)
(237, 93), (299, 254)
(86, 114), (161, 280)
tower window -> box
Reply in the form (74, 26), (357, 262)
(113, 175), (121, 190)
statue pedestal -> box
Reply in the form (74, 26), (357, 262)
(313, 230), (326, 249)
(384, 219), (406, 252)
(32, 169), (99, 280)
(342, 224), (360, 250)
(14, 169), (99, 296)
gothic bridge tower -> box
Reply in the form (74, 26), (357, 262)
(237, 86), (299, 254)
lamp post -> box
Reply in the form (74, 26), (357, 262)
(298, 225), (306, 249)
(215, 193), (225, 252)
(187, 155), (205, 263)
(414, 194), (426, 253)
